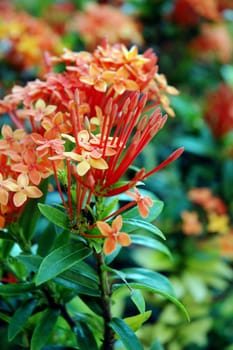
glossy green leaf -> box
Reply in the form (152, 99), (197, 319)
(101, 198), (119, 219)
(122, 200), (164, 223)
(17, 255), (42, 275)
(130, 289), (145, 314)
(123, 219), (165, 239)
(130, 234), (171, 257)
(0, 282), (35, 296)
(35, 242), (91, 285)
(124, 311), (151, 332)
(31, 309), (60, 350)
(75, 321), (98, 350)
(8, 299), (38, 341)
(38, 203), (68, 230)
(55, 262), (100, 296)
(110, 317), (143, 350)
(113, 268), (189, 321)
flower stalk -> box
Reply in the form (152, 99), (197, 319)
(95, 251), (114, 350)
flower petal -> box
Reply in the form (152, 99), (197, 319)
(117, 233), (131, 247)
(112, 215), (122, 232)
(96, 221), (112, 236)
(104, 237), (116, 255)
(25, 186), (43, 198)
(13, 192), (27, 207)
(77, 160), (91, 176)
(0, 188), (9, 206)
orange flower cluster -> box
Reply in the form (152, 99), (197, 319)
(0, 2), (62, 73)
(50, 40), (179, 117)
(0, 43), (183, 253)
(181, 188), (231, 236)
(171, 0), (232, 25)
(65, 3), (143, 51)
(204, 84), (233, 138)
(189, 23), (233, 64)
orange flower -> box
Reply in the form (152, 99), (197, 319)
(189, 23), (233, 64)
(181, 211), (203, 235)
(5, 173), (43, 207)
(126, 187), (153, 218)
(96, 215), (131, 255)
(0, 3), (62, 73)
(204, 84), (233, 138)
(66, 3), (143, 50)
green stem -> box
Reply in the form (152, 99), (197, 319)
(95, 251), (114, 350)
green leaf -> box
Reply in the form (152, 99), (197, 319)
(124, 311), (151, 332)
(55, 262), (100, 296)
(110, 317), (143, 350)
(149, 339), (165, 350)
(75, 321), (98, 350)
(17, 255), (42, 275)
(123, 200), (164, 223)
(130, 234), (171, 257)
(38, 203), (68, 230)
(101, 198), (119, 219)
(130, 290), (145, 314)
(113, 268), (189, 321)
(0, 282), (35, 296)
(0, 311), (11, 323)
(221, 65), (233, 87)
(35, 241), (91, 285)
(8, 299), (38, 341)
(174, 136), (215, 156)
(123, 219), (165, 239)
(31, 309), (60, 350)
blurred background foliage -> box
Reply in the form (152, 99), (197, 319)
(0, 0), (233, 349)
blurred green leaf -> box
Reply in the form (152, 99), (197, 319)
(221, 65), (233, 87)
(149, 339), (165, 350)
(75, 321), (98, 350)
(31, 309), (60, 350)
(8, 298), (38, 341)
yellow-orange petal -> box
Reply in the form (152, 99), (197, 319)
(90, 158), (108, 170)
(77, 160), (91, 176)
(96, 221), (112, 236)
(104, 237), (116, 255)
(0, 188), (9, 206)
(117, 233), (131, 247)
(25, 186), (43, 198)
(17, 173), (29, 187)
(13, 192), (27, 207)
(112, 215), (122, 232)
(138, 201), (150, 218)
